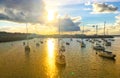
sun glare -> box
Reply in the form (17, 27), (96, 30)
(47, 10), (54, 21)
(47, 39), (54, 58)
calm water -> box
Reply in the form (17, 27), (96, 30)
(0, 38), (120, 78)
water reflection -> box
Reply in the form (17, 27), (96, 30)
(46, 39), (57, 78)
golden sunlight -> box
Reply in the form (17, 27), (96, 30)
(47, 39), (54, 58)
(47, 10), (55, 21)
(46, 39), (56, 77)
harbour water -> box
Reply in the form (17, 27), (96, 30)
(0, 38), (120, 78)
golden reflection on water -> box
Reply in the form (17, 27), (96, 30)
(46, 39), (57, 77)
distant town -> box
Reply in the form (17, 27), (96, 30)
(0, 31), (118, 42)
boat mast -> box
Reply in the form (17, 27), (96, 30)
(104, 21), (106, 36)
(82, 24), (84, 35)
(26, 23), (29, 45)
(58, 18), (60, 49)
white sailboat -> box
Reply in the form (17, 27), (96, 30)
(97, 21), (116, 59)
(81, 24), (86, 48)
(98, 50), (116, 59)
(56, 18), (66, 65)
(25, 23), (30, 52)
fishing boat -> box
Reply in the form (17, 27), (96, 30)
(98, 50), (116, 59)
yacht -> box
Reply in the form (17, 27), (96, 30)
(60, 45), (65, 52)
(56, 18), (66, 65)
(36, 43), (40, 47)
(56, 53), (66, 65)
(105, 41), (111, 46)
(66, 42), (70, 45)
(25, 45), (30, 52)
(93, 45), (105, 51)
(81, 42), (86, 48)
(98, 50), (116, 59)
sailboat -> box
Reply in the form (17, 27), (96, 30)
(81, 24), (86, 48)
(98, 50), (116, 59)
(25, 23), (30, 52)
(81, 41), (86, 48)
(56, 18), (66, 65)
(96, 21), (116, 59)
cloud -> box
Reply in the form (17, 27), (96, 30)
(59, 17), (80, 32)
(0, 0), (47, 23)
(71, 16), (82, 23)
(91, 3), (118, 14)
(115, 14), (120, 26)
(85, 1), (91, 6)
(45, 0), (120, 7)
(83, 8), (92, 11)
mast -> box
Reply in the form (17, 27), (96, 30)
(58, 18), (60, 49)
(26, 23), (29, 45)
(104, 21), (106, 36)
(82, 24), (84, 35)
(96, 25), (98, 35)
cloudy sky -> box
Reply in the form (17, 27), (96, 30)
(0, 0), (120, 34)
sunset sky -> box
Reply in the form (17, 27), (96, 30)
(0, 0), (120, 35)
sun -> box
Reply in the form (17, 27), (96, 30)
(47, 10), (54, 21)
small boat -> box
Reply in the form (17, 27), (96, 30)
(76, 40), (81, 43)
(98, 40), (102, 43)
(105, 41), (111, 46)
(25, 45), (30, 52)
(23, 42), (25, 45)
(40, 41), (43, 44)
(56, 54), (66, 65)
(93, 45), (105, 51)
(81, 42), (86, 48)
(60, 46), (65, 52)
(109, 38), (115, 41)
(36, 43), (40, 47)
(98, 50), (116, 59)
(66, 42), (70, 45)
(70, 38), (73, 41)
(86, 39), (88, 41)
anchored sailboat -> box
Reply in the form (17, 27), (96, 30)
(56, 18), (66, 65)
(25, 23), (30, 52)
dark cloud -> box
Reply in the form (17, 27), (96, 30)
(92, 3), (118, 14)
(0, 13), (10, 20)
(59, 18), (80, 32)
(0, 0), (47, 23)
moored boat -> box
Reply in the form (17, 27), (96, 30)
(93, 45), (105, 51)
(56, 54), (66, 65)
(98, 50), (116, 59)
